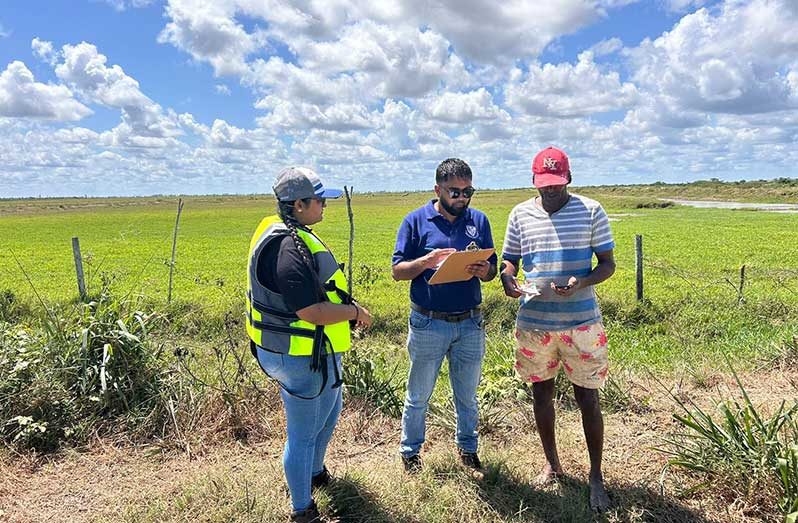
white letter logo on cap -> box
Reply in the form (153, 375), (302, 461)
(543, 157), (558, 171)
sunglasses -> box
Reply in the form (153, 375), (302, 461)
(442, 186), (476, 199)
(309, 196), (326, 205)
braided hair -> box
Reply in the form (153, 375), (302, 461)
(277, 199), (326, 300)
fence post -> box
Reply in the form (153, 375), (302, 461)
(72, 237), (87, 302)
(738, 264), (746, 303)
(344, 186), (354, 298)
(168, 198), (184, 303)
(635, 234), (644, 301)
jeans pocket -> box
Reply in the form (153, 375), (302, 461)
(256, 348), (285, 379)
(409, 310), (432, 330)
(469, 314), (485, 330)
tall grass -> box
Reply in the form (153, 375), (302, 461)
(659, 360), (798, 521)
(0, 286), (169, 450)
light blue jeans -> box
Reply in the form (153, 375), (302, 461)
(400, 309), (485, 457)
(256, 348), (343, 512)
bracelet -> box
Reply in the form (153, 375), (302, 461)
(352, 303), (359, 322)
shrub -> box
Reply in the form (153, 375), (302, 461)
(0, 289), (168, 451)
(659, 361), (798, 520)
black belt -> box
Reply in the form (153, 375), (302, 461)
(410, 303), (480, 323)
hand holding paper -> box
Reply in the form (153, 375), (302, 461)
(428, 248), (495, 284)
(423, 248), (457, 269)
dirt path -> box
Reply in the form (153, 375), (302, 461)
(2, 370), (795, 523)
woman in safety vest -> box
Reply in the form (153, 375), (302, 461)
(247, 167), (372, 523)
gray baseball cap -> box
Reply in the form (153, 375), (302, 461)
(272, 166), (343, 202)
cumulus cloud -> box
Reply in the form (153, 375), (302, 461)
(209, 119), (259, 149)
(158, 0), (260, 76)
(0, 61), (92, 121)
(32, 38), (58, 65)
(55, 42), (182, 145)
(663, 0), (709, 13)
(424, 88), (507, 124)
(215, 84), (231, 95)
(627, 0), (798, 115)
(246, 57), (363, 106)
(589, 37), (623, 57)
(255, 96), (375, 132)
(102, 0), (156, 10)
(54, 127), (100, 143)
(297, 21), (472, 98)
(506, 52), (639, 117)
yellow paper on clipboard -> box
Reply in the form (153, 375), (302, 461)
(428, 248), (495, 285)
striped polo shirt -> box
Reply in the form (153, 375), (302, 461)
(502, 193), (614, 331)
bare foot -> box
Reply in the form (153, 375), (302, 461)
(533, 463), (563, 486)
(589, 477), (611, 512)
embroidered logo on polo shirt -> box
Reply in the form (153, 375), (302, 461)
(465, 224), (478, 238)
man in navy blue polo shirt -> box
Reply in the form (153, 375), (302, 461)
(392, 158), (498, 474)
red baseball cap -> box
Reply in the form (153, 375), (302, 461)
(532, 146), (570, 188)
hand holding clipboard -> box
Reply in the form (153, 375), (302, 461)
(428, 247), (495, 285)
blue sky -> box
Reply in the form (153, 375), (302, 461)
(1, 0), (796, 197)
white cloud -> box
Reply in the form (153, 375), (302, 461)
(424, 88), (507, 124)
(55, 42), (182, 145)
(0, 61), (92, 121)
(102, 0), (156, 10)
(54, 127), (100, 143)
(589, 37), (624, 57)
(0, 22), (10, 38)
(32, 38), (58, 66)
(664, 0), (708, 13)
(627, 0), (798, 115)
(406, 0), (602, 65)
(209, 119), (258, 149)
(506, 52), (639, 117)
(255, 96), (375, 132)
(158, 0), (260, 76)
(247, 57), (363, 106)
(297, 21), (472, 98)
(215, 84), (231, 95)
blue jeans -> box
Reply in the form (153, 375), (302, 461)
(400, 309), (485, 457)
(256, 348), (343, 512)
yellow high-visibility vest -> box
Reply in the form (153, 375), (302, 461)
(246, 215), (351, 356)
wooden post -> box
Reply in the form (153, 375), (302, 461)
(344, 186), (354, 298)
(635, 234), (643, 301)
(168, 198), (184, 303)
(72, 237), (87, 301)
(738, 264), (746, 303)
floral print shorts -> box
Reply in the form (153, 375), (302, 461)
(514, 322), (609, 389)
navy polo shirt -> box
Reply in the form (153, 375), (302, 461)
(392, 199), (497, 313)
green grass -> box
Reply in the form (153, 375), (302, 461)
(2, 186), (797, 377)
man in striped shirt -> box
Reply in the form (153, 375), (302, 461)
(500, 146), (616, 512)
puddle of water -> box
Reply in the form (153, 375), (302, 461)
(660, 198), (798, 212)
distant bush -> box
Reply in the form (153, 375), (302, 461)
(634, 200), (675, 209)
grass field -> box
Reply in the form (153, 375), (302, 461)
(1, 180), (798, 522)
(2, 183), (797, 371)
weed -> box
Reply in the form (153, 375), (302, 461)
(659, 359), (798, 520)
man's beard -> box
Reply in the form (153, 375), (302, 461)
(439, 197), (468, 217)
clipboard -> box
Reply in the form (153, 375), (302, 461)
(428, 248), (495, 285)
